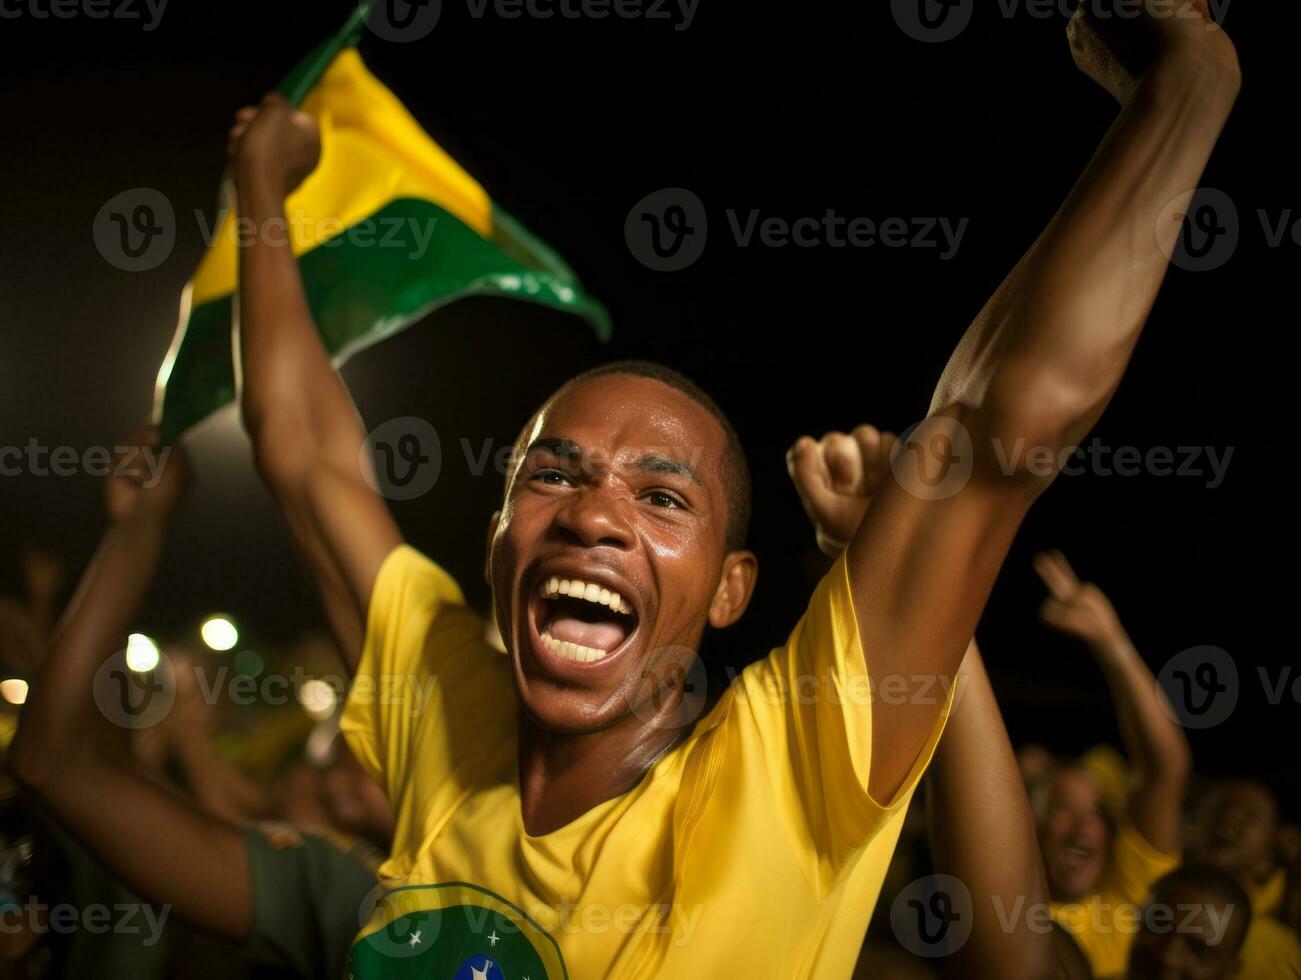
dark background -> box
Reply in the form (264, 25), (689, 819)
(1, 2), (1296, 803)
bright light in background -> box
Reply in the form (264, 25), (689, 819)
(297, 679), (338, 720)
(200, 616), (239, 652)
(125, 633), (160, 672)
(0, 679), (29, 705)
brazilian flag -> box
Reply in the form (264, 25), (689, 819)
(153, 5), (610, 440)
(350, 882), (569, 979)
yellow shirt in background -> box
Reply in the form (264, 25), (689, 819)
(1051, 822), (1180, 978)
(1239, 879), (1301, 980)
(340, 545), (950, 979)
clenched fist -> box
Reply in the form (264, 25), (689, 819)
(1068, 0), (1240, 104)
(786, 426), (898, 558)
(227, 92), (322, 198)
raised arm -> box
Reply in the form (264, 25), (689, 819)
(1034, 549), (1190, 854)
(229, 96), (402, 668)
(787, 445), (1072, 977)
(792, 0), (1239, 803)
(928, 642), (1070, 980)
(8, 431), (253, 941)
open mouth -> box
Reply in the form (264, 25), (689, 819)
(1060, 844), (1096, 868)
(528, 573), (640, 666)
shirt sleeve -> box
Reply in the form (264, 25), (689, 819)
(339, 543), (486, 804)
(735, 550), (953, 878)
(1107, 820), (1180, 906)
(244, 824), (381, 980)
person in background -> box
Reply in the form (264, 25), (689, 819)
(1119, 864), (1253, 980)
(7, 428), (385, 980)
(1189, 779), (1301, 978)
(1031, 550), (1191, 978)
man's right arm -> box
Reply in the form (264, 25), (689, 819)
(230, 95), (402, 668)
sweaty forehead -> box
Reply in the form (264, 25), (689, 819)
(525, 374), (729, 470)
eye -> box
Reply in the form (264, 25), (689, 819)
(531, 469), (573, 487)
(644, 489), (684, 509)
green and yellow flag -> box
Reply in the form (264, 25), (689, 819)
(153, 8), (610, 440)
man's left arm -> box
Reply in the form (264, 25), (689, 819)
(791, 2), (1239, 804)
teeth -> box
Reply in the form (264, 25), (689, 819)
(538, 576), (632, 615)
(540, 630), (608, 664)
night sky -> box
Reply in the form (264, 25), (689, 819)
(1, 1), (1297, 803)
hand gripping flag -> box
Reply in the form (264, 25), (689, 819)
(153, 6), (610, 440)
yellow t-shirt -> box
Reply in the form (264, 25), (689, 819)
(1050, 822), (1180, 979)
(1239, 898), (1301, 980)
(340, 545), (951, 979)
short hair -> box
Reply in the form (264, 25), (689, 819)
(546, 360), (752, 551)
(1148, 864), (1254, 955)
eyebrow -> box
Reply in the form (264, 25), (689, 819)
(524, 439), (705, 486)
(526, 437), (584, 461)
(635, 453), (704, 486)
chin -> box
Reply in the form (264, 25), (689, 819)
(1050, 861), (1103, 902)
(513, 673), (629, 736)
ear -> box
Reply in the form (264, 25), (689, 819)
(708, 550), (758, 629)
(484, 510), (501, 586)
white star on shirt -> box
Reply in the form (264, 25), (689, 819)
(488, 930), (500, 946)
(409, 930), (422, 948)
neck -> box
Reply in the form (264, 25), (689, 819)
(516, 710), (689, 836)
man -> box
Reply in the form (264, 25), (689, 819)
(1121, 864), (1254, 980)
(8, 431), (384, 980)
(1190, 780), (1301, 978)
(228, 1), (1239, 974)
(1031, 551), (1192, 977)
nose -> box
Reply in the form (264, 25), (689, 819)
(553, 482), (634, 550)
